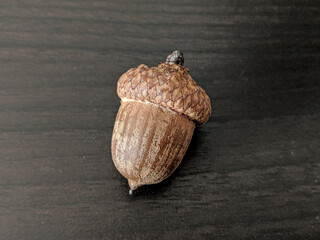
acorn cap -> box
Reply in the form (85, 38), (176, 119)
(117, 51), (211, 124)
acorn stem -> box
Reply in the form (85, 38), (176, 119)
(166, 50), (184, 66)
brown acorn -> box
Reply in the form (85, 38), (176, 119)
(111, 50), (211, 194)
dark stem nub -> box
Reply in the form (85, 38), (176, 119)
(166, 50), (184, 66)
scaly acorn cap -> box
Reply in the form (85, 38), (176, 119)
(117, 51), (211, 124)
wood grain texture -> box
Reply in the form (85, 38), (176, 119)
(0, 0), (319, 239)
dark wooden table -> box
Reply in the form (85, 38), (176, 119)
(1, 1), (320, 239)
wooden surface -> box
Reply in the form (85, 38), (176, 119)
(1, 1), (320, 239)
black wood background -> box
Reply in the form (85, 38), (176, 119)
(1, 1), (320, 239)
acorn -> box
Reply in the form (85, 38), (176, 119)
(111, 50), (211, 194)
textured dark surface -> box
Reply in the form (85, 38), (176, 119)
(0, 0), (320, 239)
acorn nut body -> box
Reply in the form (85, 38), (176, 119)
(111, 51), (211, 193)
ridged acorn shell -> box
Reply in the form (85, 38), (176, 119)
(111, 100), (195, 190)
